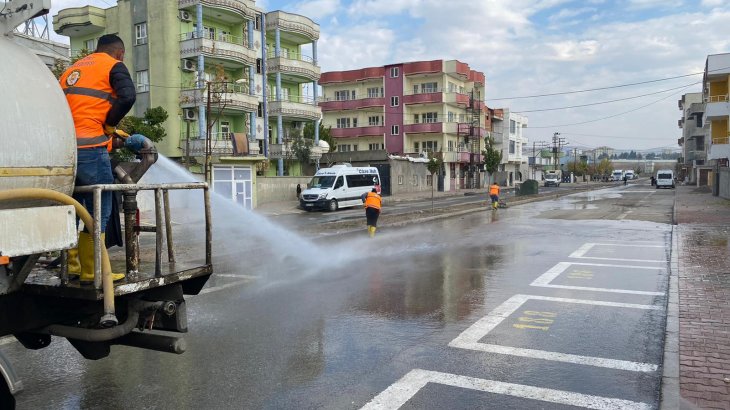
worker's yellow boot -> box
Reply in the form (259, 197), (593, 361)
(67, 246), (81, 276)
(78, 232), (125, 284)
(369, 226), (376, 238)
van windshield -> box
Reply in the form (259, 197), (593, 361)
(309, 176), (336, 188)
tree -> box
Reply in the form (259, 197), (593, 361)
(303, 122), (335, 152)
(596, 158), (613, 177)
(482, 136), (502, 185)
(116, 106), (168, 161)
(51, 48), (92, 79)
(426, 152), (442, 212)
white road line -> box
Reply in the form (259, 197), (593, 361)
(569, 243), (665, 263)
(570, 243), (596, 258)
(530, 262), (665, 295)
(361, 369), (651, 410)
(448, 294), (660, 372)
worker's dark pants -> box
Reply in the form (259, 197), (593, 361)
(74, 147), (114, 233)
(366, 207), (380, 227)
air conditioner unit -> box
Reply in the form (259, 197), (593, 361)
(179, 11), (192, 22)
(182, 59), (196, 72)
(183, 108), (198, 121)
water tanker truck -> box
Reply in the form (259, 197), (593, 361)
(0, 2), (212, 406)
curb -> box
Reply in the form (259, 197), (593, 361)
(661, 223), (680, 410)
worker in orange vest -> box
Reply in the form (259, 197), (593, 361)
(59, 34), (136, 284)
(363, 188), (382, 237)
(489, 182), (501, 210)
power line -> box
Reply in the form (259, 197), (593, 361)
(512, 81), (700, 113)
(487, 65), (730, 101)
(527, 83), (695, 129)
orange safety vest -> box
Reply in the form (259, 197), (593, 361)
(489, 184), (500, 196)
(59, 53), (119, 150)
(364, 192), (382, 210)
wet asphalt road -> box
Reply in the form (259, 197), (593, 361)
(6, 181), (674, 409)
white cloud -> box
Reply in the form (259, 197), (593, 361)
(287, 0), (342, 20)
(701, 0), (727, 6)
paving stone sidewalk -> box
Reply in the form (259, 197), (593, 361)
(675, 185), (730, 409)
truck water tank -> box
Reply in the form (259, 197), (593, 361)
(0, 38), (76, 202)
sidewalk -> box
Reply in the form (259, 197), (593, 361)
(674, 185), (730, 409)
(255, 181), (607, 216)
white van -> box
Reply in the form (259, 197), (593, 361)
(299, 164), (380, 211)
(655, 169), (675, 189)
(624, 170), (635, 180)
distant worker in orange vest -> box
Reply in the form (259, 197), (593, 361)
(489, 182), (501, 210)
(363, 188), (382, 237)
(59, 34), (136, 284)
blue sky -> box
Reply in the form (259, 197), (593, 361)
(51, 0), (730, 151)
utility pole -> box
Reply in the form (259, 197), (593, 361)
(205, 81), (212, 183)
(551, 132), (566, 173)
(573, 147), (577, 182)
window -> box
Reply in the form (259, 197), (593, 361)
(136, 70), (149, 92)
(367, 87), (383, 98)
(448, 82), (457, 93)
(509, 140), (516, 154)
(256, 58), (262, 74)
(335, 90), (351, 101)
(204, 26), (215, 39)
(423, 112), (438, 123)
(84, 38), (96, 51)
(422, 141), (438, 152)
(510, 120), (516, 134)
(336, 118), (351, 128)
(448, 141), (454, 151)
(389, 67), (399, 78)
(135, 23), (148, 45)
(280, 87), (289, 101)
(448, 112), (455, 122)
(420, 82), (437, 93)
(390, 96), (399, 107)
(368, 116), (382, 126)
(346, 174), (376, 188)
(369, 143), (384, 150)
(391, 125), (399, 135)
(352, 118), (358, 128)
(413, 114), (420, 124)
(254, 14), (262, 30)
(257, 102), (263, 117)
(696, 136), (705, 150)
(337, 145), (352, 152)
(220, 121), (230, 138)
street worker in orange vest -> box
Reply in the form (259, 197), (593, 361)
(363, 188), (382, 237)
(489, 182), (501, 210)
(59, 34), (136, 284)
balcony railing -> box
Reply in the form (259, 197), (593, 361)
(178, 0), (256, 20)
(180, 84), (258, 112)
(266, 50), (314, 64)
(712, 133), (730, 145)
(708, 94), (729, 103)
(179, 32), (255, 66)
(179, 131), (259, 156)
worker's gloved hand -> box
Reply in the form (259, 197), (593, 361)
(103, 123), (116, 136)
(114, 129), (130, 139)
(124, 134), (146, 153)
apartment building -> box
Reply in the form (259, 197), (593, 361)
(677, 92), (709, 185)
(492, 109), (528, 186)
(54, 0), (321, 207)
(704, 53), (730, 180)
(319, 60), (489, 191)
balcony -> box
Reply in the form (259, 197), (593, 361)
(404, 121), (442, 134)
(179, 83), (258, 112)
(267, 96), (321, 121)
(705, 95), (730, 120)
(179, 0), (256, 20)
(180, 132), (256, 156)
(53, 6), (106, 37)
(266, 51), (320, 82)
(319, 96), (385, 111)
(265, 11), (320, 43)
(180, 32), (256, 66)
(330, 126), (385, 138)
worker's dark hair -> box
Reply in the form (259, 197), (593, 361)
(96, 34), (125, 52)
(372, 188), (377, 192)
